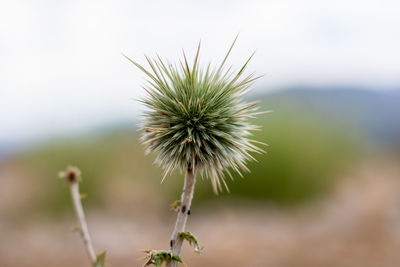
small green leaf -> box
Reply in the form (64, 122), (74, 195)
(178, 232), (202, 253)
(170, 200), (181, 212)
(93, 252), (106, 267)
(171, 255), (183, 263)
(142, 249), (184, 266)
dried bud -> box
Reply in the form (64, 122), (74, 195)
(59, 166), (81, 184)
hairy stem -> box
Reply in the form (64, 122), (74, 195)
(167, 165), (197, 267)
(70, 182), (97, 263)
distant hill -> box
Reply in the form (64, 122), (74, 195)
(256, 88), (400, 145)
(0, 141), (20, 160)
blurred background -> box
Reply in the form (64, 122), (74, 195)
(1, 0), (400, 266)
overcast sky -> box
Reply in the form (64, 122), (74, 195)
(1, 0), (399, 145)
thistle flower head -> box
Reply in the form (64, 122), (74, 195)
(126, 37), (265, 193)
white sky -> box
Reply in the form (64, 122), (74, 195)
(1, 0), (399, 145)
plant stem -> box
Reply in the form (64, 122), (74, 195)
(167, 165), (197, 267)
(70, 182), (97, 263)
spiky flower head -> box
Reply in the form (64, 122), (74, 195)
(125, 37), (266, 193)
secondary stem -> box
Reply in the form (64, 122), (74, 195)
(70, 182), (97, 263)
(167, 164), (197, 267)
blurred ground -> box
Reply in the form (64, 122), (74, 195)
(1, 157), (400, 267)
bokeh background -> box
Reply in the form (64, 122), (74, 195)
(1, 0), (400, 266)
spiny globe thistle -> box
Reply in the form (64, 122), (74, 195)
(125, 37), (266, 193)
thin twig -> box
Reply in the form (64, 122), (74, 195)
(70, 182), (97, 263)
(60, 166), (97, 264)
(167, 165), (197, 267)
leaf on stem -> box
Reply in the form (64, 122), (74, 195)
(141, 250), (184, 267)
(178, 232), (202, 253)
(93, 252), (106, 267)
(169, 200), (181, 212)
